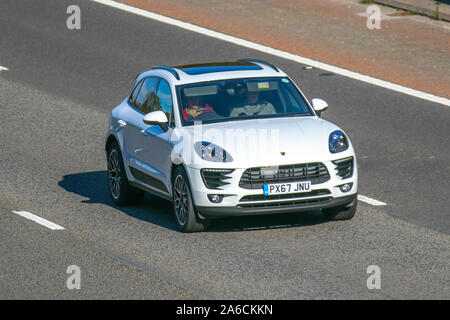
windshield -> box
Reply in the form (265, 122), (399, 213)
(176, 77), (313, 125)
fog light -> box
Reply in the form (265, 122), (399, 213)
(339, 183), (353, 193)
(208, 194), (223, 203)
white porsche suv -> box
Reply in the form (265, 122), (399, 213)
(105, 60), (358, 232)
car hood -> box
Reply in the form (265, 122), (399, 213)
(175, 117), (350, 168)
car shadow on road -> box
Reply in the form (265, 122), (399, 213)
(58, 170), (178, 231)
(58, 171), (328, 233)
(209, 211), (327, 232)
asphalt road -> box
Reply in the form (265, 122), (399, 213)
(0, 0), (449, 299)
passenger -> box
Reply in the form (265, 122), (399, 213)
(229, 89), (276, 117)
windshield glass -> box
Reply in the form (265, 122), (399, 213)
(176, 77), (313, 125)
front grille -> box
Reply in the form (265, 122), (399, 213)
(333, 157), (353, 179)
(240, 189), (331, 202)
(239, 162), (330, 189)
(201, 169), (234, 190)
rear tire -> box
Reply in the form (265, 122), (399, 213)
(107, 141), (144, 206)
(172, 166), (210, 233)
(322, 197), (357, 221)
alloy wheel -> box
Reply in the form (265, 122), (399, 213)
(174, 175), (189, 226)
(108, 149), (121, 199)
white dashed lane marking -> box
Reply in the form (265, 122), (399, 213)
(0, 65), (9, 71)
(358, 195), (387, 206)
(12, 211), (65, 231)
(9, 194), (385, 233)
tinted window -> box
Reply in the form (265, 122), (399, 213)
(129, 80), (143, 106)
(282, 81), (310, 114)
(176, 77), (313, 126)
(155, 79), (173, 122)
(134, 77), (159, 113)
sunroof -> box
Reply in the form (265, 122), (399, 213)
(173, 61), (263, 75)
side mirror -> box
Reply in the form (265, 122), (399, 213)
(311, 98), (328, 117)
(143, 111), (169, 131)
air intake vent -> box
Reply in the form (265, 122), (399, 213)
(240, 189), (331, 202)
(332, 157), (353, 179)
(201, 169), (234, 190)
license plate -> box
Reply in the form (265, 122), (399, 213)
(263, 181), (311, 196)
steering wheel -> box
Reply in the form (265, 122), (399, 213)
(195, 107), (211, 112)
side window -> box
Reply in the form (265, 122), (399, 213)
(134, 77), (159, 113)
(129, 80), (143, 106)
(155, 79), (174, 126)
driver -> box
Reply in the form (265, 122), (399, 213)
(229, 89), (276, 117)
(183, 96), (214, 120)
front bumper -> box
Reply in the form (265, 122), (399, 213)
(186, 156), (358, 217)
(196, 194), (356, 218)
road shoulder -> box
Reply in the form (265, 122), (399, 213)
(117, 0), (450, 99)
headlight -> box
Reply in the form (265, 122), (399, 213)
(194, 141), (233, 162)
(329, 130), (348, 153)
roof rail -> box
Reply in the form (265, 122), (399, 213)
(152, 65), (180, 80)
(237, 59), (279, 72)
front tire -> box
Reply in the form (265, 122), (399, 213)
(172, 166), (210, 233)
(322, 197), (357, 221)
(107, 141), (144, 206)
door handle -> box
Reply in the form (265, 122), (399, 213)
(140, 129), (149, 136)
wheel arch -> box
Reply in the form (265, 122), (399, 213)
(170, 162), (194, 198)
(105, 134), (119, 152)
(170, 162), (190, 184)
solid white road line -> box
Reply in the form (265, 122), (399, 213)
(357, 195), (387, 206)
(93, 0), (450, 107)
(0, 65), (9, 71)
(12, 211), (65, 230)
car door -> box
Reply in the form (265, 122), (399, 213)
(135, 78), (175, 194)
(124, 76), (159, 170)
